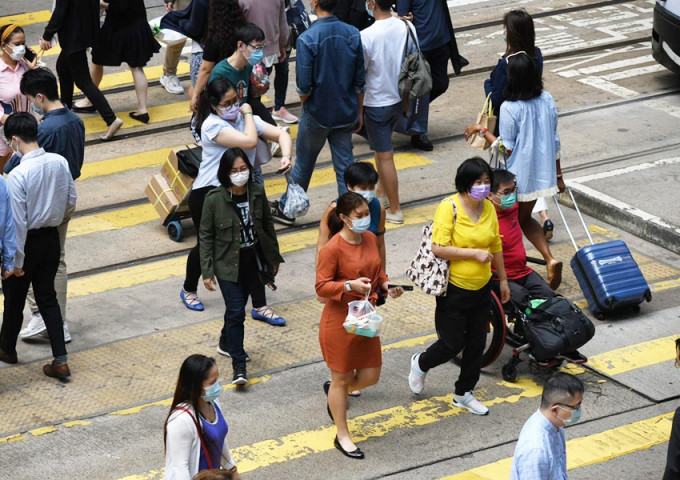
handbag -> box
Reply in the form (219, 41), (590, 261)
(521, 297), (595, 362)
(176, 145), (202, 178)
(406, 198), (456, 296)
(398, 20), (432, 118)
(468, 94), (496, 151)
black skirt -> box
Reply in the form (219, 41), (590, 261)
(92, 16), (160, 68)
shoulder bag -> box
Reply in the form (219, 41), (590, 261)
(398, 20), (432, 118)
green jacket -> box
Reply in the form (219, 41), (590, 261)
(199, 183), (284, 282)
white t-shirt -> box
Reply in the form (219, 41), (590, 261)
(194, 113), (266, 190)
(361, 17), (418, 108)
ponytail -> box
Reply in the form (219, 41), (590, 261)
(327, 192), (367, 238)
(195, 78), (237, 135)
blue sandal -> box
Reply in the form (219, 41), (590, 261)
(251, 307), (286, 326)
(180, 289), (204, 311)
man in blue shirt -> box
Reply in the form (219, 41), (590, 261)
(271, 0), (365, 225)
(510, 372), (585, 479)
(5, 67), (84, 345)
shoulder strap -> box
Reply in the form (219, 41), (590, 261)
(175, 406), (215, 470)
(401, 19), (420, 56)
(446, 197), (457, 226)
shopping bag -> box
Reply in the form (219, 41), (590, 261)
(281, 174), (310, 218)
(468, 94), (496, 151)
(149, 16), (187, 46)
(344, 295), (384, 338)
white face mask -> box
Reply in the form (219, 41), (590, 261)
(230, 170), (250, 187)
(5, 44), (25, 61)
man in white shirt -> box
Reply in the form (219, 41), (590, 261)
(510, 372), (585, 479)
(361, 0), (417, 225)
(0, 113), (76, 380)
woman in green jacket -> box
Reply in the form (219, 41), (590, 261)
(200, 148), (284, 384)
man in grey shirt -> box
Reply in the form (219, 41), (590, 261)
(0, 113), (77, 380)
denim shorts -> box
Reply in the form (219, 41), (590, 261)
(363, 102), (402, 152)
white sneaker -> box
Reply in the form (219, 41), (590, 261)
(386, 210), (404, 225)
(160, 75), (184, 95)
(408, 353), (426, 395)
(453, 392), (489, 415)
(19, 312), (47, 339)
(270, 141), (282, 157)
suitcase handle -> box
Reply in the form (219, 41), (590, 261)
(552, 187), (594, 253)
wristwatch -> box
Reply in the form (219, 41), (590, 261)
(478, 128), (488, 137)
(344, 281), (352, 292)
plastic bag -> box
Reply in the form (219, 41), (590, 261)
(148, 16), (187, 46)
(249, 63), (270, 98)
(282, 175), (310, 218)
(343, 295), (383, 338)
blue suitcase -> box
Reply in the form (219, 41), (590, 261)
(553, 189), (651, 319)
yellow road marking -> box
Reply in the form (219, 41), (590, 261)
(589, 224), (620, 237)
(28, 426), (58, 437)
(83, 101), (191, 135)
(63, 420), (92, 428)
(69, 153), (431, 237)
(442, 412), (674, 479)
(79, 148), (176, 181)
(586, 334), (678, 376)
(83, 64), (190, 93)
(0, 10), (51, 26)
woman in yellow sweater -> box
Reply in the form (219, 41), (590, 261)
(408, 157), (510, 415)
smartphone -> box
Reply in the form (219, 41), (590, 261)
(24, 47), (36, 62)
(276, 167), (289, 174)
(388, 284), (413, 291)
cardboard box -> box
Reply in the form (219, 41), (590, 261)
(145, 174), (180, 222)
(161, 148), (195, 199)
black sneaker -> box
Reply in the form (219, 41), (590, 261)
(232, 366), (248, 385)
(270, 200), (295, 226)
(411, 133), (434, 152)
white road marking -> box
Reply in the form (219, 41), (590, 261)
(558, 55), (655, 78)
(577, 76), (640, 98)
(642, 98), (680, 118)
(447, 0), (488, 7)
(571, 157), (680, 184)
(601, 63), (668, 81)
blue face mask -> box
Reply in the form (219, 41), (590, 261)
(558, 405), (582, 426)
(469, 184), (491, 201)
(202, 380), (222, 402)
(503, 33), (507, 43)
(500, 192), (517, 209)
(353, 189), (376, 202)
(366, 1), (374, 17)
(31, 98), (45, 116)
(348, 215), (371, 234)
(247, 48), (264, 66)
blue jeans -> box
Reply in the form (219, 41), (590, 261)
(280, 108), (354, 207)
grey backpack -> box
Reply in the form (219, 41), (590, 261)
(398, 20), (432, 117)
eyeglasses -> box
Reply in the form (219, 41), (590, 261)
(247, 43), (267, 52)
(505, 50), (528, 64)
(495, 186), (517, 196)
(555, 402), (581, 411)
(229, 166), (250, 175)
(218, 98), (238, 109)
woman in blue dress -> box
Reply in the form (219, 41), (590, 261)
(465, 52), (563, 290)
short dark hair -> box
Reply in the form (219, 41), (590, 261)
(317, 0), (338, 13)
(455, 157), (493, 194)
(491, 169), (516, 193)
(540, 372), (585, 409)
(503, 10), (536, 56)
(234, 22), (265, 46)
(20, 67), (60, 101)
(374, 0), (393, 10)
(4, 112), (38, 143)
(217, 147), (253, 188)
(504, 53), (543, 101)
(344, 162), (379, 188)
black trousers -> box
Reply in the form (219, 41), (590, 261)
(508, 271), (555, 308)
(664, 407), (680, 480)
(56, 49), (116, 126)
(184, 187), (266, 308)
(0, 228), (66, 358)
(419, 281), (492, 396)
(266, 57), (290, 111)
(423, 43), (451, 104)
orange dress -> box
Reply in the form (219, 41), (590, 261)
(315, 232), (388, 373)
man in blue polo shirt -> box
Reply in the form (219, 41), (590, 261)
(5, 67), (84, 345)
(271, 0), (365, 225)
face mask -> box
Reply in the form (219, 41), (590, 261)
(246, 48), (264, 66)
(469, 184), (491, 201)
(201, 380), (222, 403)
(366, 1), (374, 17)
(31, 97), (45, 116)
(557, 405), (582, 426)
(347, 215), (371, 234)
(5, 44), (25, 61)
(353, 189), (376, 202)
(230, 170), (250, 187)
(502, 33), (507, 43)
(218, 104), (240, 122)
(499, 191), (517, 209)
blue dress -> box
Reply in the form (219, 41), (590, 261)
(499, 91), (560, 202)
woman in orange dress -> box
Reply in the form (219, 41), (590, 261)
(315, 192), (402, 460)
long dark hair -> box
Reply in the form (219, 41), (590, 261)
(195, 78), (237, 134)
(164, 354), (217, 449)
(204, 0), (246, 61)
(217, 147), (253, 188)
(504, 53), (543, 101)
(503, 10), (537, 60)
(327, 192), (368, 238)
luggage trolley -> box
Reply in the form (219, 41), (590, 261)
(164, 190), (193, 242)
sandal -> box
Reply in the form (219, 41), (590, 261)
(251, 307), (286, 326)
(180, 288), (204, 311)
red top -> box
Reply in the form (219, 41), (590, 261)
(495, 203), (533, 280)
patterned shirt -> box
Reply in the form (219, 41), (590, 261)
(510, 409), (568, 480)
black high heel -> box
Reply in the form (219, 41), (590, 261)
(334, 436), (364, 459)
(543, 219), (555, 240)
(129, 111), (150, 124)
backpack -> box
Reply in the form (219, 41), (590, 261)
(285, 0), (310, 49)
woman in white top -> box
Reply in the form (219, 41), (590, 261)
(164, 354), (241, 480)
(180, 78), (292, 322)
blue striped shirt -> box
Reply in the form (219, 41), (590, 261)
(510, 409), (568, 480)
